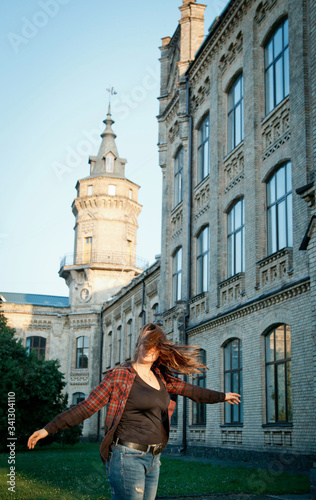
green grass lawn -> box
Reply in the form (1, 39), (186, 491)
(0, 443), (310, 499)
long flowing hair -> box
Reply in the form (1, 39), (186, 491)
(132, 323), (208, 375)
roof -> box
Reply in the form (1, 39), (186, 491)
(0, 292), (69, 308)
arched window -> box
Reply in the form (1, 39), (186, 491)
(26, 336), (46, 360)
(265, 324), (292, 423)
(172, 247), (182, 303)
(267, 162), (292, 255)
(224, 339), (243, 424)
(174, 147), (184, 207)
(192, 349), (207, 425)
(76, 336), (89, 369)
(197, 226), (209, 294)
(227, 198), (245, 277)
(198, 115), (210, 182)
(265, 19), (289, 115)
(73, 392), (85, 405)
(116, 326), (122, 365)
(107, 331), (112, 368)
(126, 320), (133, 361)
(228, 74), (244, 153)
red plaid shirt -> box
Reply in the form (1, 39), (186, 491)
(44, 363), (225, 465)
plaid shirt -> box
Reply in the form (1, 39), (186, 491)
(44, 363), (225, 465)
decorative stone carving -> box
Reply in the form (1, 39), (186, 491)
(254, 0), (278, 26)
(162, 309), (175, 334)
(262, 98), (290, 161)
(189, 293), (208, 321)
(219, 31), (243, 75)
(70, 372), (89, 385)
(194, 180), (210, 219)
(221, 430), (243, 445)
(171, 205), (183, 239)
(190, 77), (211, 114)
(264, 429), (292, 447)
(223, 144), (244, 192)
(218, 273), (245, 308)
(168, 120), (180, 143)
(189, 428), (206, 442)
(257, 248), (293, 289)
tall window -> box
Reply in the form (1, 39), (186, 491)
(152, 303), (159, 322)
(198, 115), (209, 182)
(107, 331), (112, 368)
(227, 198), (245, 277)
(265, 19), (289, 115)
(267, 162), (292, 255)
(88, 185), (93, 196)
(170, 395), (178, 426)
(173, 247), (182, 303)
(197, 226), (209, 294)
(174, 147), (184, 206)
(265, 325), (292, 423)
(26, 336), (46, 359)
(192, 349), (206, 425)
(224, 339), (243, 424)
(126, 320), (132, 360)
(106, 155), (114, 172)
(116, 326), (122, 365)
(73, 392), (85, 405)
(76, 336), (89, 369)
(228, 74), (244, 153)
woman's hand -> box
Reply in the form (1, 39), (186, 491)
(27, 429), (48, 449)
(224, 392), (241, 405)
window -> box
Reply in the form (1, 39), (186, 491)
(228, 74), (244, 153)
(170, 395), (178, 426)
(152, 303), (159, 322)
(265, 19), (289, 115)
(107, 331), (112, 368)
(267, 162), (292, 255)
(265, 324), (292, 423)
(224, 339), (243, 424)
(174, 147), (184, 206)
(192, 349), (206, 425)
(73, 392), (85, 405)
(116, 326), (122, 365)
(108, 184), (116, 196)
(106, 155), (114, 172)
(126, 320), (132, 360)
(172, 248), (182, 303)
(198, 115), (209, 182)
(227, 198), (245, 277)
(26, 336), (46, 359)
(129, 189), (133, 199)
(88, 185), (93, 196)
(76, 336), (89, 369)
(197, 226), (209, 293)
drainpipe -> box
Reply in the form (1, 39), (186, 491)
(97, 305), (105, 441)
(141, 273), (147, 327)
(181, 75), (193, 454)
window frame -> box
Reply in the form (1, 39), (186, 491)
(264, 18), (289, 115)
(172, 247), (183, 304)
(197, 115), (210, 183)
(227, 74), (244, 153)
(174, 147), (184, 207)
(196, 226), (210, 294)
(191, 349), (207, 425)
(224, 339), (243, 424)
(76, 336), (89, 369)
(227, 198), (245, 278)
(265, 324), (292, 424)
(26, 336), (46, 359)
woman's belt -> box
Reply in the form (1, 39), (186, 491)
(114, 437), (163, 456)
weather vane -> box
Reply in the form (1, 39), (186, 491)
(106, 86), (117, 106)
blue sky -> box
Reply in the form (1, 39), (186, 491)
(0, 0), (228, 297)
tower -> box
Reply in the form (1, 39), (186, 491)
(59, 106), (144, 310)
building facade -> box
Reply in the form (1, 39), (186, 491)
(153, 0), (316, 464)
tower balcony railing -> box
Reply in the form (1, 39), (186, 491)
(59, 251), (149, 271)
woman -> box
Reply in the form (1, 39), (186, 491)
(28, 323), (241, 500)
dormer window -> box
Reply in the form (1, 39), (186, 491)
(106, 154), (114, 173)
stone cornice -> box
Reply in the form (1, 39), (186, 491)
(187, 276), (310, 335)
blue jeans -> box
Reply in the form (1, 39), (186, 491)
(106, 443), (161, 500)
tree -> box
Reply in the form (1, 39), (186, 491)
(0, 313), (81, 451)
